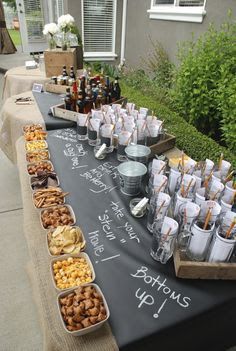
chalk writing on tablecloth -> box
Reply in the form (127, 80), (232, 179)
(50, 128), (77, 143)
(62, 143), (88, 170)
(130, 265), (192, 319)
(80, 161), (119, 194)
(87, 200), (141, 264)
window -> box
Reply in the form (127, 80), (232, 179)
(82, 0), (117, 61)
(148, 0), (206, 23)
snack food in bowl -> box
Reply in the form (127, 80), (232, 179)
(47, 225), (86, 256)
(25, 140), (48, 152)
(23, 124), (43, 133)
(27, 161), (54, 176)
(24, 130), (47, 142)
(30, 171), (59, 190)
(33, 187), (68, 208)
(26, 150), (50, 163)
(40, 205), (75, 229)
(51, 253), (95, 290)
(57, 283), (109, 335)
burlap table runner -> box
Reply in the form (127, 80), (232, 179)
(3, 66), (50, 101)
(0, 91), (45, 163)
(16, 136), (118, 351)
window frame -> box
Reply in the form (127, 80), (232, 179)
(81, 0), (117, 61)
(147, 0), (207, 23)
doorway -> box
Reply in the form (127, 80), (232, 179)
(15, 0), (65, 53)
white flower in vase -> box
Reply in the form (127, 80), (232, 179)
(43, 23), (59, 50)
(58, 14), (75, 32)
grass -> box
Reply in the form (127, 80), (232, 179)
(8, 29), (21, 46)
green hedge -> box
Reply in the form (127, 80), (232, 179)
(121, 82), (236, 167)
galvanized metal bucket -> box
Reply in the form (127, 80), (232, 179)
(117, 161), (147, 196)
(125, 145), (151, 165)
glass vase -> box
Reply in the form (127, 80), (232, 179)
(48, 36), (57, 50)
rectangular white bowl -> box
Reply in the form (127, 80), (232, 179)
(51, 252), (95, 291)
(32, 187), (65, 210)
(46, 226), (86, 257)
(27, 160), (54, 176)
(40, 204), (76, 230)
(26, 149), (50, 163)
(57, 283), (110, 336)
(25, 140), (48, 152)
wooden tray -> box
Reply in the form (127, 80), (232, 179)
(173, 249), (236, 280)
(45, 83), (69, 94)
(149, 133), (176, 157)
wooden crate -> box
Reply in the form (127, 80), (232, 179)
(173, 249), (236, 280)
(149, 133), (176, 157)
(51, 103), (79, 123)
(45, 83), (69, 94)
(44, 48), (77, 78)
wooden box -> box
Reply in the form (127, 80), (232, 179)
(51, 103), (79, 123)
(45, 83), (69, 94)
(44, 48), (77, 78)
(149, 133), (176, 157)
(173, 249), (236, 280)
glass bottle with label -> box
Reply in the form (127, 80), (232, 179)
(64, 87), (72, 110)
(71, 81), (78, 111)
(76, 90), (84, 113)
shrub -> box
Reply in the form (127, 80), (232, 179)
(172, 16), (236, 150)
(121, 82), (236, 167)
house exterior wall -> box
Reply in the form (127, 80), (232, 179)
(124, 0), (236, 66)
(67, 0), (123, 64)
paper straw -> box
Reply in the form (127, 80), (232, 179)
(158, 179), (167, 193)
(211, 189), (221, 201)
(224, 170), (234, 184)
(156, 200), (166, 216)
(163, 227), (172, 242)
(158, 163), (166, 174)
(184, 178), (194, 198)
(225, 218), (236, 239)
(203, 208), (212, 230)
(181, 151), (185, 173)
(218, 153), (224, 170)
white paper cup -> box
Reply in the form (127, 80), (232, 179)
(187, 222), (215, 261)
(173, 192), (192, 218)
(207, 228), (236, 262)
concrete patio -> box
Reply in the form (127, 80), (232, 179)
(0, 56), (43, 350)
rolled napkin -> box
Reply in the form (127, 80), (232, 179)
(207, 179), (224, 201)
(179, 174), (196, 198)
(181, 202), (201, 227)
(152, 174), (168, 194)
(199, 200), (221, 225)
(160, 216), (179, 238)
(155, 192), (171, 217)
(203, 159), (214, 177)
(151, 159), (166, 175)
(139, 107), (149, 117)
(131, 197), (149, 216)
(219, 160), (231, 177)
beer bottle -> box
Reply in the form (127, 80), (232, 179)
(77, 90), (84, 113)
(103, 76), (110, 104)
(114, 77), (121, 100)
(64, 87), (72, 110)
(62, 65), (68, 77)
(83, 85), (93, 114)
(71, 81), (78, 111)
(69, 66), (76, 80)
(80, 75), (86, 100)
(96, 84), (104, 108)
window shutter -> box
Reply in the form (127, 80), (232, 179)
(83, 0), (115, 53)
(57, 0), (64, 17)
(24, 0), (44, 41)
(179, 0), (204, 6)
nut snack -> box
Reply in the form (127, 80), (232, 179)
(52, 255), (94, 290)
(25, 140), (47, 152)
(27, 161), (53, 175)
(47, 226), (86, 256)
(23, 124), (43, 133)
(33, 187), (68, 208)
(58, 284), (108, 333)
(24, 130), (47, 142)
(26, 150), (50, 163)
(31, 172), (59, 190)
(41, 205), (75, 229)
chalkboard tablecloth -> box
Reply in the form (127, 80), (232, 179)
(46, 128), (236, 351)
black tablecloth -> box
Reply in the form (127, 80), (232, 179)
(33, 91), (76, 130)
(47, 128), (236, 351)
